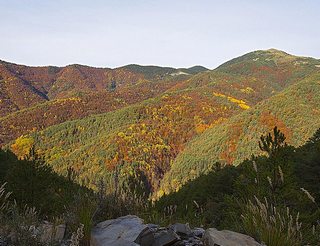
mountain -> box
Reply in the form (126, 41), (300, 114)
(0, 62), (205, 145)
(121, 64), (208, 80)
(0, 60), (206, 117)
(5, 49), (320, 194)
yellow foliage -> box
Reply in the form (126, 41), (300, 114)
(195, 124), (209, 134)
(240, 87), (254, 94)
(161, 94), (169, 99)
(194, 115), (210, 133)
(182, 95), (192, 100)
(54, 97), (81, 105)
(11, 136), (34, 159)
(213, 91), (250, 110)
(239, 103), (250, 110)
(117, 132), (126, 138)
(213, 92), (227, 98)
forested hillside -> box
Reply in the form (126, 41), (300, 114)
(5, 49), (320, 195)
(0, 62), (206, 145)
(160, 72), (320, 194)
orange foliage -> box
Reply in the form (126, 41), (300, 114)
(259, 111), (292, 141)
(220, 122), (243, 164)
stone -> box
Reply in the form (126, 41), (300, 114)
(91, 215), (146, 246)
(135, 227), (156, 246)
(176, 237), (204, 246)
(54, 224), (66, 242)
(39, 222), (66, 243)
(0, 236), (8, 246)
(147, 223), (160, 230)
(192, 227), (205, 238)
(170, 223), (192, 237)
(153, 228), (180, 246)
(203, 228), (262, 246)
(90, 215), (261, 246)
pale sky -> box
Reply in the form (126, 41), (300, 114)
(0, 0), (319, 69)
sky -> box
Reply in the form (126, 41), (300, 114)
(0, 0), (319, 69)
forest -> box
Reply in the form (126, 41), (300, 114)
(0, 127), (319, 245)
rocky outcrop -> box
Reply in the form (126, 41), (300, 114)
(90, 215), (262, 246)
(203, 228), (262, 246)
(91, 216), (204, 246)
(91, 215), (146, 246)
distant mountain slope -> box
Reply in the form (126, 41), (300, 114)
(0, 61), (207, 145)
(181, 65), (208, 74)
(174, 49), (320, 101)
(0, 62), (48, 116)
(9, 85), (245, 190)
(0, 76), (184, 146)
(159, 72), (320, 194)
(122, 64), (208, 80)
(4, 49), (320, 195)
(0, 60), (203, 117)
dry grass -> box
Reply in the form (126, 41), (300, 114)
(241, 196), (302, 246)
(0, 183), (11, 213)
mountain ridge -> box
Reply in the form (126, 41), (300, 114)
(4, 49), (320, 195)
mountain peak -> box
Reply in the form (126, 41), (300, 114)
(266, 48), (288, 54)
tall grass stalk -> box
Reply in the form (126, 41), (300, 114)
(241, 196), (302, 246)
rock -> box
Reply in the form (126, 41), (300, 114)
(0, 236), (8, 246)
(175, 237), (204, 246)
(192, 228), (205, 238)
(203, 228), (262, 246)
(39, 222), (66, 243)
(170, 223), (192, 237)
(91, 215), (244, 246)
(54, 224), (66, 242)
(146, 223), (160, 230)
(153, 228), (180, 246)
(91, 215), (146, 246)
(135, 227), (155, 246)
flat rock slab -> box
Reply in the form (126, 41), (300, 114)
(170, 223), (192, 237)
(153, 229), (180, 246)
(91, 215), (146, 246)
(203, 228), (262, 246)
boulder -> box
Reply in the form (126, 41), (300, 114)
(92, 215), (262, 246)
(203, 228), (262, 246)
(91, 215), (146, 246)
(135, 227), (155, 246)
(39, 222), (66, 243)
(170, 223), (192, 237)
(153, 228), (180, 246)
